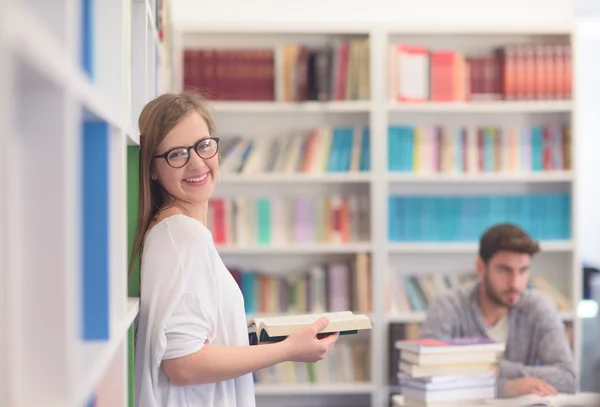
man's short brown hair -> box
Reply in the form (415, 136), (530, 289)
(479, 223), (540, 264)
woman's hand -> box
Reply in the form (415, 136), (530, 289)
(281, 317), (340, 363)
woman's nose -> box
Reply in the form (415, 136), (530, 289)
(187, 149), (208, 170)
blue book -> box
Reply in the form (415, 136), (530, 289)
(82, 121), (110, 340)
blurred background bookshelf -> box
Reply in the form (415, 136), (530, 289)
(170, 1), (582, 405)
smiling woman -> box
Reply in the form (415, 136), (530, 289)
(129, 91), (341, 407)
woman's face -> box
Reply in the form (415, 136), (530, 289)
(152, 111), (218, 207)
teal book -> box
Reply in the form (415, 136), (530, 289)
(247, 311), (372, 345)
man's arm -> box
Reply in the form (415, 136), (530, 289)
(419, 294), (458, 340)
(498, 329), (576, 393)
(498, 297), (577, 395)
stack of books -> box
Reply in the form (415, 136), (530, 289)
(392, 338), (505, 407)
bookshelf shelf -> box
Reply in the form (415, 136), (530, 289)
(209, 101), (372, 113)
(387, 240), (574, 254)
(384, 24), (573, 36)
(385, 312), (427, 324)
(387, 171), (574, 184)
(216, 242), (373, 254)
(75, 299), (140, 407)
(388, 100), (573, 113)
(219, 173), (373, 184)
(254, 383), (375, 395)
(385, 310), (575, 324)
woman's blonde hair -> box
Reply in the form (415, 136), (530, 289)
(128, 91), (216, 282)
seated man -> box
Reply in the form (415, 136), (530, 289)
(419, 223), (577, 398)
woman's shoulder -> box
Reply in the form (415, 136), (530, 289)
(145, 213), (214, 254)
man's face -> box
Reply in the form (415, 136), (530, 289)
(478, 250), (531, 308)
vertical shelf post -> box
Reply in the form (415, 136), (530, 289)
(368, 27), (388, 407)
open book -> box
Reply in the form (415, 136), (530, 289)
(247, 311), (372, 345)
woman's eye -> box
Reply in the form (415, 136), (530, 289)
(168, 149), (188, 159)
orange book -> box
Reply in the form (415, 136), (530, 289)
(534, 45), (546, 99)
(430, 50), (455, 101)
(503, 46), (517, 100)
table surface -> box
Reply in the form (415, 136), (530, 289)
(393, 392), (600, 407)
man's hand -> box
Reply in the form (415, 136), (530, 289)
(491, 363), (499, 376)
(505, 377), (558, 398)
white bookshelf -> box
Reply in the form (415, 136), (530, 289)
(0, 0), (170, 406)
(218, 173), (373, 184)
(388, 100), (572, 113)
(174, 20), (581, 407)
(216, 243), (373, 255)
(387, 171), (573, 183)
(386, 310), (576, 324)
(210, 100), (372, 113)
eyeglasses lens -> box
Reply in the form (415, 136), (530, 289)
(167, 148), (190, 168)
(196, 139), (218, 159)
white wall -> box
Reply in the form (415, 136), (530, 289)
(171, 0), (574, 31)
(574, 4), (600, 269)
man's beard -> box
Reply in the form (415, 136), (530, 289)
(483, 272), (521, 308)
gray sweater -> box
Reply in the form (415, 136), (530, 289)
(419, 283), (577, 397)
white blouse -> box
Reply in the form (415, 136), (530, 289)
(134, 214), (256, 407)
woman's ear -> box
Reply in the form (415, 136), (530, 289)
(150, 161), (158, 180)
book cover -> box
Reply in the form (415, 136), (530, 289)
(395, 337), (505, 355)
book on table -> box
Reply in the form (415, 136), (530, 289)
(247, 311), (372, 345)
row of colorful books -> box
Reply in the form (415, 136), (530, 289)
(182, 38), (370, 102)
(228, 253), (371, 315)
(216, 122), (571, 175)
(253, 340), (370, 385)
(388, 124), (571, 173)
(207, 195), (371, 246)
(388, 193), (571, 242)
(183, 40), (570, 103)
(218, 126), (370, 175)
(274, 40), (370, 102)
(389, 42), (571, 103)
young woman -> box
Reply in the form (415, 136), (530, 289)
(131, 92), (339, 407)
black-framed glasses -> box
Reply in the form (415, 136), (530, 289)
(154, 137), (220, 168)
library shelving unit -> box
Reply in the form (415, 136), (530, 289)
(0, 0), (171, 406)
(173, 19), (580, 407)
